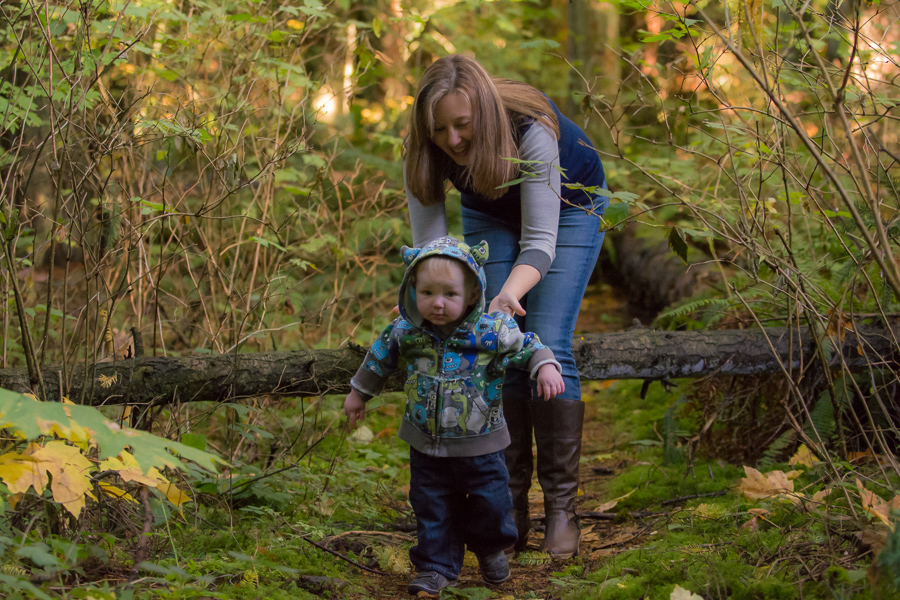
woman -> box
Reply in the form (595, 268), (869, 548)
(404, 54), (607, 558)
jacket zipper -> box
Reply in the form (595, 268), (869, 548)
(434, 332), (445, 453)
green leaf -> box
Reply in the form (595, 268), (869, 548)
(668, 227), (689, 264)
(602, 203), (630, 229)
(520, 39), (560, 49)
(180, 433), (207, 451)
(250, 236), (287, 252)
(227, 13), (268, 23)
(0, 388), (223, 473)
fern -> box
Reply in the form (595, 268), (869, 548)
(241, 568), (259, 588)
(371, 544), (412, 574)
(759, 428), (797, 468)
(803, 391), (836, 443)
(1, 564), (27, 577)
(663, 395), (690, 466)
(653, 297), (731, 329)
(516, 551), (552, 566)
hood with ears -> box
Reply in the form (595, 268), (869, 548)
(398, 236), (488, 329)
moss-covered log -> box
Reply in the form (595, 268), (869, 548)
(0, 325), (896, 406)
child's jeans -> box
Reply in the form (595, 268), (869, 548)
(408, 448), (518, 579)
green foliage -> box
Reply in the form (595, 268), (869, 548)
(0, 388), (221, 471)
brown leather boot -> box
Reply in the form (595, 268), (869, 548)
(502, 393), (534, 554)
(533, 398), (584, 558)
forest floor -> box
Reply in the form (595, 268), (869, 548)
(350, 396), (643, 599)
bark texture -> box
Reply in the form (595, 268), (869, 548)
(1, 326), (896, 406)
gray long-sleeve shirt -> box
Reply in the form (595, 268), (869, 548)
(406, 123), (561, 278)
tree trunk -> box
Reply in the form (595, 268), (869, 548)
(1, 325), (895, 406)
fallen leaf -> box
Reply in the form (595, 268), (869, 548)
(856, 478), (900, 530)
(789, 444), (820, 468)
(812, 488), (833, 503)
(671, 584), (704, 600)
(740, 516), (759, 532)
(739, 466), (797, 503)
(350, 425), (374, 442)
(596, 488), (635, 512)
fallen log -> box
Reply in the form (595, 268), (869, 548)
(0, 325), (896, 406)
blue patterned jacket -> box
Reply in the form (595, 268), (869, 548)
(350, 237), (560, 457)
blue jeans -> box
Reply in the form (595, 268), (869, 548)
(408, 448), (517, 579)
(462, 199), (607, 401)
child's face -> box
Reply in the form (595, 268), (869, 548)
(414, 262), (477, 331)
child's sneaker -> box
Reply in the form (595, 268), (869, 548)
(477, 551), (510, 584)
(407, 571), (457, 595)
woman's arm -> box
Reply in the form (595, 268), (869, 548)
(489, 123), (561, 315)
(405, 163), (448, 247)
(517, 122), (562, 276)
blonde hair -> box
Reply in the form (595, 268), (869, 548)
(413, 256), (478, 297)
(405, 55), (560, 206)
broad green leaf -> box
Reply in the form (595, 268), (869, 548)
(0, 388), (222, 473)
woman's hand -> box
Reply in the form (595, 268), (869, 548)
(489, 290), (526, 317)
(489, 264), (541, 316)
(343, 389), (367, 428)
(536, 364), (565, 400)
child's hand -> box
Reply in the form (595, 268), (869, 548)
(536, 364), (565, 401)
(344, 389), (367, 428)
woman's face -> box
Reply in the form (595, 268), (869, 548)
(431, 92), (473, 166)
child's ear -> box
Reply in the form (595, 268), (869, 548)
(401, 246), (421, 266)
(469, 241), (489, 267)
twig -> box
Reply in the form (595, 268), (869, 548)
(660, 490), (728, 506)
(325, 530), (415, 548)
(129, 485), (153, 583)
(296, 534), (387, 575)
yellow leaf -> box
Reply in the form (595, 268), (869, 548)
(671, 584), (704, 600)
(156, 479), (192, 509)
(596, 488), (635, 512)
(99, 451), (164, 486)
(286, 19), (304, 29)
(97, 373), (118, 389)
(856, 478), (898, 531)
(812, 488), (833, 503)
(0, 452), (45, 495)
(738, 466), (771, 500)
(99, 482), (137, 504)
(790, 444), (821, 467)
(740, 516), (759, 533)
(31, 441), (94, 517)
(738, 466), (796, 502)
(0, 453), (33, 479)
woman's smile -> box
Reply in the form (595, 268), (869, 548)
(432, 92), (473, 166)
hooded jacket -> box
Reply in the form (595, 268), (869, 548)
(350, 237), (560, 458)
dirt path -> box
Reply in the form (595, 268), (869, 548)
(351, 397), (649, 598)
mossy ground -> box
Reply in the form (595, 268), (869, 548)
(2, 379), (897, 599)
(136, 380), (898, 599)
